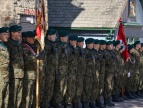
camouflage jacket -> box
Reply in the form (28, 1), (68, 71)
(22, 42), (37, 80)
(0, 41), (9, 72)
(93, 49), (100, 71)
(105, 49), (116, 74)
(44, 39), (58, 68)
(134, 48), (140, 74)
(114, 50), (122, 75)
(139, 50), (143, 68)
(7, 38), (24, 78)
(84, 48), (95, 76)
(77, 47), (86, 76)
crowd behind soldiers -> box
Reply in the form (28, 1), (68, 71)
(0, 25), (143, 108)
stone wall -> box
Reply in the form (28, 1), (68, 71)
(0, 0), (14, 27)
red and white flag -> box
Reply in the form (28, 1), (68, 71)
(116, 18), (129, 61)
(35, 0), (46, 48)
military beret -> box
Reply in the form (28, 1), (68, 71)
(134, 41), (140, 46)
(77, 37), (84, 42)
(113, 40), (120, 46)
(94, 39), (100, 44)
(59, 30), (69, 37)
(46, 29), (56, 36)
(128, 45), (134, 51)
(69, 34), (78, 41)
(9, 25), (22, 32)
(106, 41), (113, 45)
(0, 27), (9, 33)
(24, 31), (35, 37)
(85, 38), (94, 44)
(141, 43), (143, 47)
(100, 40), (106, 45)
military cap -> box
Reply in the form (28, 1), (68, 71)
(77, 37), (84, 42)
(0, 27), (9, 33)
(85, 38), (94, 44)
(59, 30), (69, 37)
(9, 25), (22, 32)
(24, 31), (35, 37)
(106, 41), (113, 45)
(94, 39), (100, 44)
(134, 41), (140, 46)
(100, 40), (106, 45)
(113, 40), (120, 46)
(46, 29), (56, 36)
(141, 43), (143, 47)
(128, 44), (134, 51)
(69, 34), (78, 41)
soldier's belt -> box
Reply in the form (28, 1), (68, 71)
(0, 67), (8, 71)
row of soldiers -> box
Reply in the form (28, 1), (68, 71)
(0, 25), (143, 108)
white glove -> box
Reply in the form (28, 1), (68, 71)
(128, 72), (131, 77)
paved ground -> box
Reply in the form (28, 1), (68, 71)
(113, 98), (143, 108)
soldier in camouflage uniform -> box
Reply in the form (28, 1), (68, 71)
(133, 41), (143, 97)
(42, 29), (58, 108)
(96, 40), (106, 108)
(21, 31), (38, 108)
(7, 25), (24, 108)
(112, 40), (124, 102)
(81, 38), (95, 108)
(125, 45), (136, 99)
(89, 39), (100, 108)
(64, 35), (78, 108)
(50, 30), (69, 108)
(139, 43), (143, 94)
(104, 41), (115, 107)
(72, 37), (86, 108)
(0, 27), (9, 108)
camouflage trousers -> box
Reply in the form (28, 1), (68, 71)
(72, 76), (83, 103)
(0, 71), (9, 108)
(42, 67), (55, 107)
(103, 73), (114, 97)
(50, 66), (67, 107)
(112, 75), (122, 95)
(81, 76), (93, 103)
(139, 68), (143, 90)
(64, 68), (76, 104)
(90, 76), (99, 103)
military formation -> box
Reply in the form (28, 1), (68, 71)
(0, 25), (143, 108)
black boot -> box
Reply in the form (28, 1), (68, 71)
(104, 97), (113, 107)
(127, 92), (136, 99)
(96, 100), (105, 108)
(64, 104), (72, 108)
(82, 102), (88, 108)
(117, 94), (124, 102)
(89, 102), (96, 108)
(137, 91), (143, 97)
(112, 95), (120, 102)
(131, 92), (139, 98)
(73, 102), (78, 108)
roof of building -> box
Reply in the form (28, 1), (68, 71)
(48, 0), (128, 29)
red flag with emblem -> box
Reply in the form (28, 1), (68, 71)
(116, 18), (129, 61)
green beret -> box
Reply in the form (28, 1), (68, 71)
(24, 31), (35, 37)
(59, 30), (69, 37)
(134, 41), (140, 46)
(69, 34), (78, 41)
(94, 39), (100, 44)
(0, 27), (9, 33)
(106, 41), (113, 45)
(9, 25), (22, 32)
(141, 43), (143, 47)
(114, 40), (120, 46)
(77, 37), (84, 42)
(128, 44), (134, 51)
(100, 40), (106, 45)
(46, 29), (56, 36)
(85, 38), (94, 44)
(22, 32), (26, 37)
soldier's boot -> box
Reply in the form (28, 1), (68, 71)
(73, 102), (78, 108)
(131, 92), (139, 98)
(89, 102), (96, 108)
(112, 95), (120, 102)
(104, 97), (113, 107)
(124, 92), (130, 100)
(64, 104), (72, 108)
(96, 99), (105, 108)
(137, 91), (143, 97)
(108, 98), (115, 106)
(82, 102), (88, 108)
(127, 92), (136, 99)
(117, 94), (124, 102)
